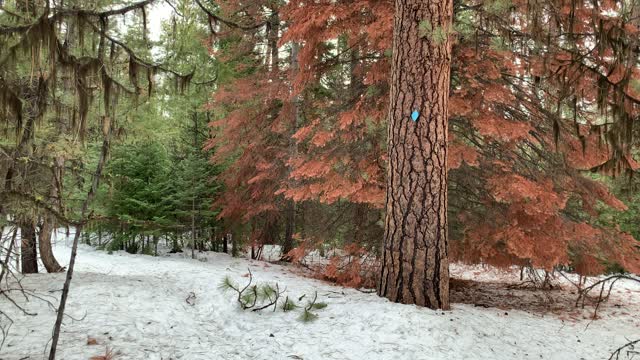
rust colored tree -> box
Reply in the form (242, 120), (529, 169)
(210, 0), (640, 291)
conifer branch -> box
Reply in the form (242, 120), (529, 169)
(194, 0), (268, 31)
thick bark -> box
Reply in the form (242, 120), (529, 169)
(39, 155), (65, 273)
(377, 0), (453, 309)
(20, 220), (38, 274)
(39, 216), (64, 272)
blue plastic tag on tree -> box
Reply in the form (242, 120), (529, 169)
(411, 110), (420, 122)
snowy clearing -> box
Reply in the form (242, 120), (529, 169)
(1, 234), (639, 360)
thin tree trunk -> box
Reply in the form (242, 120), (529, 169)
(282, 201), (295, 256)
(282, 41), (301, 257)
(267, 8), (279, 71)
(223, 234), (228, 254)
(191, 111), (198, 259)
(191, 210), (195, 259)
(39, 216), (64, 272)
(230, 233), (238, 257)
(15, 227), (20, 272)
(49, 116), (113, 360)
(0, 228), (18, 285)
(353, 203), (367, 245)
(377, 0), (453, 310)
(153, 235), (158, 256)
(0, 226), (4, 250)
(20, 220), (38, 274)
(83, 229), (91, 245)
(209, 228), (217, 251)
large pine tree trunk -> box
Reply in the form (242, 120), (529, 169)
(20, 220), (38, 274)
(377, 0), (453, 309)
(39, 216), (64, 272)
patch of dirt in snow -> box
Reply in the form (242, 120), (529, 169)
(452, 279), (593, 317)
(449, 264), (640, 321)
(0, 241), (639, 360)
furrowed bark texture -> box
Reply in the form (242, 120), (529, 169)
(378, 0), (453, 310)
(20, 221), (38, 274)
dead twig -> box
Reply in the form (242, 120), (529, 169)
(609, 338), (640, 360)
(186, 292), (196, 306)
(575, 275), (640, 319)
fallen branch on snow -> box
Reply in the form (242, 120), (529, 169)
(609, 338), (640, 360)
(219, 268), (327, 321)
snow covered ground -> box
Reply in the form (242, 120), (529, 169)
(1, 233), (639, 360)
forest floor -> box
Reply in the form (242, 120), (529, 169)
(1, 235), (639, 360)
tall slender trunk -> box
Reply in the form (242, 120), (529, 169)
(223, 234), (228, 254)
(267, 8), (279, 72)
(282, 201), (295, 256)
(20, 219), (38, 274)
(0, 228), (17, 285)
(230, 233), (237, 257)
(282, 41), (300, 257)
(152, 235), (158, 256)
(49, 116), (113, 359)
(377, 0), (453, 310)
(191, 112), (198, 259)
(353, 203), (367, 245)
(15, 228), (20, 271)
(191, 200), (196, 259)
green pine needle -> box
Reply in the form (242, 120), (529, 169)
(260, 284), (277, 300)
(311, 302), (328, 310)
(219, 276), (238, 292)
(281, 297), (297, 312)
(299, 309), (318, 322)
(240, 286), (258, 307)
